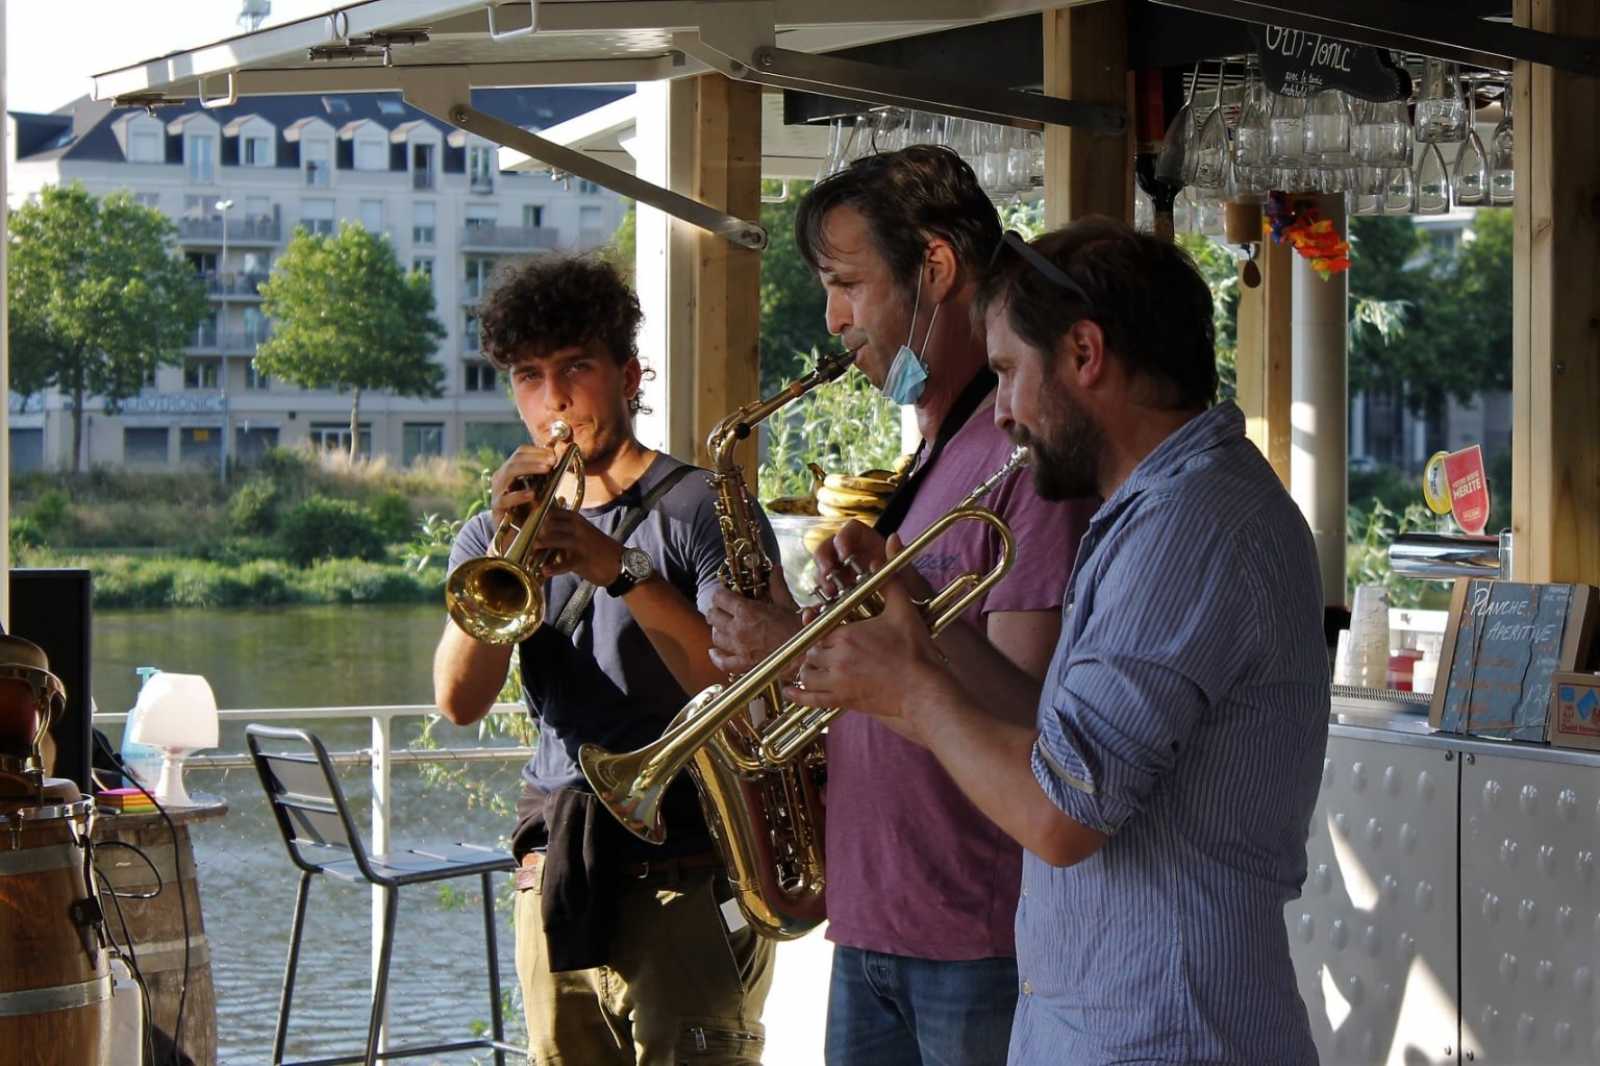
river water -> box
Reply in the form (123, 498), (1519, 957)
(93, 605), (530, 1064)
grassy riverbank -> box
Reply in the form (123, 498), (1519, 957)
(12, 446), (488, 608)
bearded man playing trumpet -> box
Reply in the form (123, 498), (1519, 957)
(432, 254), (775, 1066)
(708, 146), (1096, 1066)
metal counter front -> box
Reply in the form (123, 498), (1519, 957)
(1289, 695), (1600, 1065)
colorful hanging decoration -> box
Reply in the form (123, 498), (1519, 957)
(1263, 192), (1352, 279)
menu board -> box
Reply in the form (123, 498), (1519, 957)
(1249, 24), (1412, 102)
(1430, 579), (1598, 742)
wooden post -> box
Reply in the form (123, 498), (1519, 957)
(1235, 235), (1293, 486)
(1042, 2), (1132, 227)
(1512, 0), (1600, 584)
(692, 75), (763, 469)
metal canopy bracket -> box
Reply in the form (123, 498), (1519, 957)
(397, 72), (769, 251)
(1152, 0), (1600, 78)
(683, 19), (1126, 133)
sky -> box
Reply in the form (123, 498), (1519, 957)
(6, 0), (332, 114)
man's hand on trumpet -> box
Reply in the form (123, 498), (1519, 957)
(524, 508), (626, 588)
(783, 538), (955, 730)
(488, 442), (564, 531)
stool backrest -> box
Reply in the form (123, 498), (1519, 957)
(245, 724), (377, 880)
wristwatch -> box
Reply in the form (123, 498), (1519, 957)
(605, 546), (655, 597)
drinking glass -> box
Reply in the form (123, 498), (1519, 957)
(1353, 166), (1387, 215)
(1385, 165), (1415, 214)
(1415, 141), (1451, 214)
(943, 117), (982, 165)
(1304, 90), (1353, 158)
(1189, 100), (1229, 191)
(1234, 57), (1272, 169)
(1489, 83), (1515, 205)
(1416, 58), (1467, 143)
(1005, 127), (1036, 195)
(1354, 99), (1412, 167)
(978, 122), (1009, 193)
(1453, 80), (1489, 206)
(1268, 92), (1307, 165)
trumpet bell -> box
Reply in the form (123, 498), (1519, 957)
(445, 556), (546, 645)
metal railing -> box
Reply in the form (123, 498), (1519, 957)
(458, 224), (560, 251)
(93, 701), (529, 1055)
(203, 271), (270, 296)
(178, 216), (282, 243)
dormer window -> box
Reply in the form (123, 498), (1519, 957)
(355, 136), (386, 171)
(242, 135), (271, 166)
(304, 140), (331, 187)
(188, 134), (216, 183)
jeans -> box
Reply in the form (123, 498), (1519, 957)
(825, 946), (1018, 1066)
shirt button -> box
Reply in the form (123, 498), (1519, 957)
(1022, 980), (1033, 995)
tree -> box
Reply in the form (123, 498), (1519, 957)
(758, 181), (834, 393)
(7, 183), (209, 470)
(256, 223), (447, 459)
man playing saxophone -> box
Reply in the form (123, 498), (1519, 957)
(432, 254), (775, 1065)
(707, 146), (1095, 1065)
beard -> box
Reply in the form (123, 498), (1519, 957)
(1016, 387), (1103, 501)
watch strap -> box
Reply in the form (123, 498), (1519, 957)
(552, 464), (696, 638)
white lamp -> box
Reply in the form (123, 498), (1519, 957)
(125, 673), (219, 807)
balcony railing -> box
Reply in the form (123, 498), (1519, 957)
(179, 216), (282, 244)
(222, 327), (273, 351)
(413, 170), (435, 191)
(470, 175), (494, 194)
(187, 327), (220, 351)
(203, 271), (270, 297)
(458, 224), (560, 251)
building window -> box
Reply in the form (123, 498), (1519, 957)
(134, 192), (161, 210)
(413, 202), (436, 245)
(321, 96), (351, 116)
(301, 198), (335, 236)
(179, 427), (223, 469)
(402, 422), (445, 465)
(242, 135), (272, 166)
(243, 307), (270, 345)
(412, 257), (434, 291)
(377, 98), (405, 117)
(187, 134), (216, 183)
(464, 362), (496, 392)
(468, 145), (495, 192)
(464, 421), (528, 457)
(579, 205), (606, 248)
(245, 359), (271, 390)
(412, 143), (436, 190)
(577, 179), (601, 195)
(359, 199), (384, 234)
(465, 207), (497, 234)
(523, 204), (544, 228)
(304, 140), (331, 187)
(129, 130), (162, 163)
(184, 358), (221, 389)
(124, 427), (169, 468)
(235, 426), (280, 466)
(355, 137), (386, 171)
(464, 257), (495, 301)
(464, 311), (481, 353)
(310, 422), (371, 456)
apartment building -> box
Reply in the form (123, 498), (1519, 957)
(7, 87), (629, 472)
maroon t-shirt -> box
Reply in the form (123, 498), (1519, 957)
(824, 396), (1095, 960)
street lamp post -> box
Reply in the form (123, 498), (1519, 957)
(215, 197), (234, 485)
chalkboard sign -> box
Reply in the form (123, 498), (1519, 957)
(1430, 579), (1599, 742)
(1250, 25), (1412, 102)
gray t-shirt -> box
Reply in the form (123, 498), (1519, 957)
(446, 453), (778, 856)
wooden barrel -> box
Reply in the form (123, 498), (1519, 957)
(0, 797), (110, 1066)
(95, 813), (217, 1066)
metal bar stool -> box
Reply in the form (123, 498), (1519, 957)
(246, 725), (523, 1066)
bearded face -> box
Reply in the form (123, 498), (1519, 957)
(1014, 378), (1104, 502)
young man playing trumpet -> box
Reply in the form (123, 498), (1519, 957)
(433, 254), (774, 1065)
(707, 146), (1095, 1065)
(787, 219), (1329, 1065)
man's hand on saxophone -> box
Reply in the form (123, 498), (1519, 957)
(706, 572), (802, 677)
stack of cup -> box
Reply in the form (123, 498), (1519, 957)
(1347, 584), (1393, 689)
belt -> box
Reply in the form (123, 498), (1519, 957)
(515, 849), (724, 891)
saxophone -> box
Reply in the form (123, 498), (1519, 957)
(692, 346), (858, 939)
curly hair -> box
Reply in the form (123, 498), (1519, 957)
(477, 253), (652, 415)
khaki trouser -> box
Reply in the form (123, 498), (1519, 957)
(515, 854), (775, 1065)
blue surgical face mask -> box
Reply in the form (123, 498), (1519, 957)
(883, 265), (942, 406)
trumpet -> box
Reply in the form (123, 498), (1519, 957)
(579, 446), (1027, 850)
(445, 421), (585, 645)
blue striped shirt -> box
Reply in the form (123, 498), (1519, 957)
(1011, 402), (1329, 1065)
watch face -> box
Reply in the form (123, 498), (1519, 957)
(622, 548), (653, 581)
